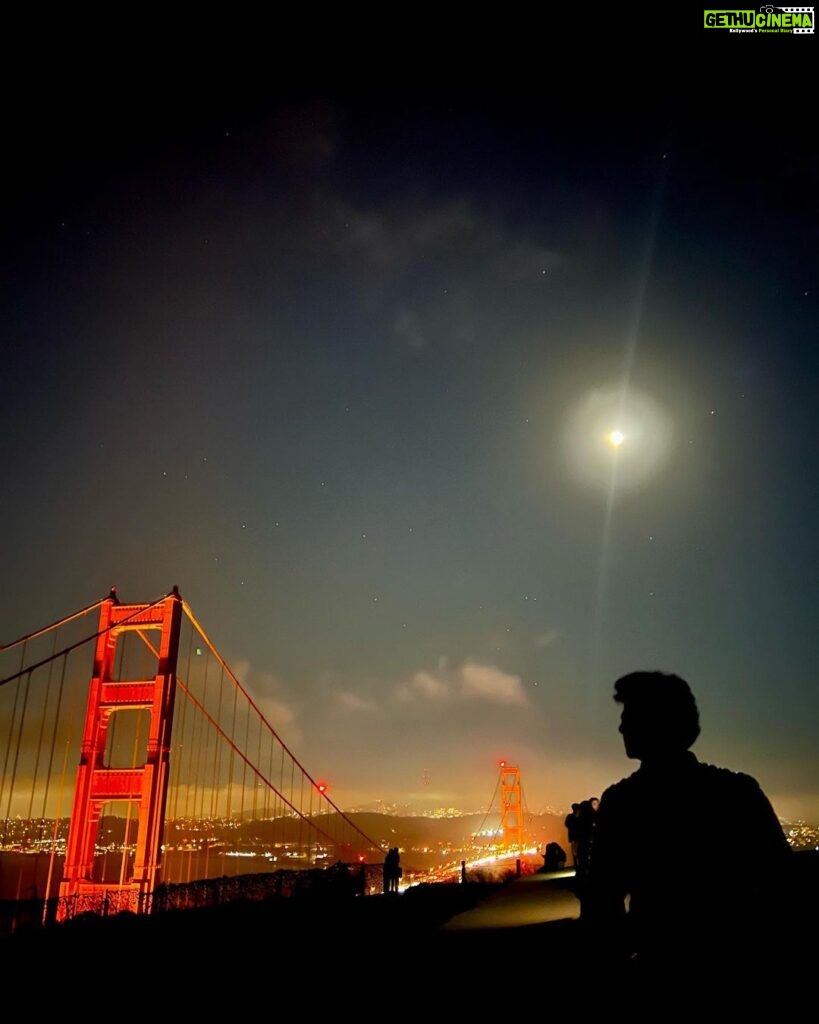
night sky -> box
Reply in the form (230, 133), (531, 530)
(2, 40), (817, 822)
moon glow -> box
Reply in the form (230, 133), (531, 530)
(563, 386), (672, 493)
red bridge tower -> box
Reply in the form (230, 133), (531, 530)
(498, 760), (524, 852)
(58, 588), (182, 918)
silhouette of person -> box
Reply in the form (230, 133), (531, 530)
(543, 841), (567, 872)
(574, 797), (598, 881)
(383, 847), (401, 893)
(564, 803), (581, 867)
(582, 670), (793, 994)
(390, 847), (402, 892)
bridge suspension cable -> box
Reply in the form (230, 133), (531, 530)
(171, 599), (384, 853)
(0, 593), (110, 652)
(0, 590), (170, 689)
(1, 588), (388, 927)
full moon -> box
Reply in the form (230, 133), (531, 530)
(562, 386), (673, 493)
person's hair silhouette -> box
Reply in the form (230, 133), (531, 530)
(615, 670), (700, 757)
(583, 670), (793, 994)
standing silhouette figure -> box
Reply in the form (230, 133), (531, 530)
(564, 803), (581, 867)
(574, 797), (598, 880)
(390, 847), (402, 892)
(583, 670), (793, 996)
(383, 847), (401, 893)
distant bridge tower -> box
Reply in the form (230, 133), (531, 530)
(58, 587), (183, 919)
(498, 760), (524, 852)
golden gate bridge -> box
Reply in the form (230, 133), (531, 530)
(0, 587), (541, 933)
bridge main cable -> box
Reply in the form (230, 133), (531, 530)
(0, 593), (110, 652)
(178, 599), (386, 853)
(0, 591), (172, 688)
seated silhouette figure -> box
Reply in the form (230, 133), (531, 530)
(543, 841), (567, 872)
(582, 670), (793, 992)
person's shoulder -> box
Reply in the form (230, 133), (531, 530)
(696, 760), (764, 791)
(599, 770), (642, 803)
(695, 760), (783, 811)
